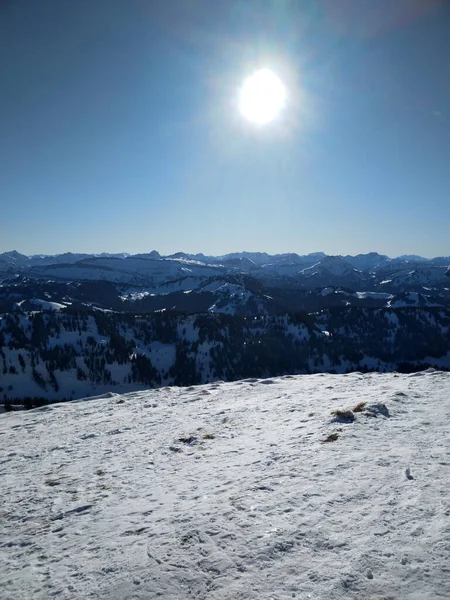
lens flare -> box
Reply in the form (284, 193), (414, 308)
(239, 69), (287, 125)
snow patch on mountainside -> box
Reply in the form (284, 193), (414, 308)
(355, 291), (393, 300)
(29, 298), (68, 310)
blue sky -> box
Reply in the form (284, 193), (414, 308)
(1, 0), (449, 258)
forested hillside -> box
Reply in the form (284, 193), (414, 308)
(1, 307), (449, 405)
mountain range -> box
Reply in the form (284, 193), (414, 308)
(2, 249), (450, 405)
(1, 250), (450, 316)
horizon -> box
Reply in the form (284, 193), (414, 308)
(2, 0), (450, 257)
(2, 247), (449, 262)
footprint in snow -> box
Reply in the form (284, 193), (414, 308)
(51, 504), (93, 521)
(80, 433), (97, 440)
(405, 468), (414, 480)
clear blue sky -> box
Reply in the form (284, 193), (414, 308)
(1, 0), (449, 258)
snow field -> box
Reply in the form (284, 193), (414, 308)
(1, 370), (450, 599)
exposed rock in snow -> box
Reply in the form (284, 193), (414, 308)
(364, 402), (390, 418)
(330, 409), (355, 423)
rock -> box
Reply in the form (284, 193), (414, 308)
(365, 403), (390, 418)
(330, 410), (355, 424)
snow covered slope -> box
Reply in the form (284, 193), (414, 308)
(298, 256), (369, 289)
(2, 371), (450, 599)
(26, 257), (225, 286)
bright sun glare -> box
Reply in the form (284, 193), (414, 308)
(239, 69), (287, 125)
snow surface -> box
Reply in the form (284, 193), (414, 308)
(29, 298), (68, 311)
(355, 291), (393, 300)
(1, 371), (450, 600)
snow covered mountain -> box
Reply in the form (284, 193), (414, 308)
(298, 256), (368, 289)
(1, 250), (450, 315)
(0, 250), (29, 270)
(342, 252), (389, 271)
(22, 256), (226, 286)
(2, 371), (450, 599)
(0, 251), (131, 272)
(377, 264), (449, 288)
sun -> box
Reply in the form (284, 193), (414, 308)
(239, 69), (287, 125)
